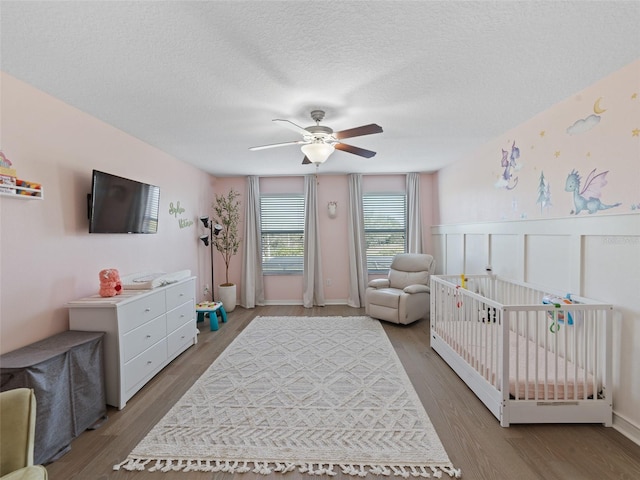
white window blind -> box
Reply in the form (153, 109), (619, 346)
(141, 184), (160, 234)
(260, 194), (305, 274)
(363, 193), (406, 272)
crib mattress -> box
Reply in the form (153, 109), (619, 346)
(435, 323), (597, 400)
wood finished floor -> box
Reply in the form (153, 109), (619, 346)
(46, 305), (640, 480)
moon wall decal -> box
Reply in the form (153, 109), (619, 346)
(594, 97), (606, 114)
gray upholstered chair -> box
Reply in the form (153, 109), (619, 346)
(365, 253), (435, 325)
(0, 388), (48, 480)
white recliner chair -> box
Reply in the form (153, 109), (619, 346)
(365, 253), (435, 325)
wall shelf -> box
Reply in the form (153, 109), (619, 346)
(0, 184), (43, 199)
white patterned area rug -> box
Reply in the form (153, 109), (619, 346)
(114, 316), (461, 478)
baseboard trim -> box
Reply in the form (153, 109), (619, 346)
(263, 300), (302, 306)
(261, 299), (350, 306)
(613, 411), (640, 446)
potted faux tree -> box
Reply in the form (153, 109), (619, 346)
(212, 189), (241, 312)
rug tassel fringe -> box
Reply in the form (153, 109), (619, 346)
(112, 458), (150, 471)
(273, 461), (296, 473)
(253, 461), (273, 474)
(390, 465), (411, 478)
(370, 464), (391, 476)
(297, 462), (337, 476)
(112, 458), (461, 478)
(442, 466), (462, 478)
(340, 464), (375, 477)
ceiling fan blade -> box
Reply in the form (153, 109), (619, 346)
(334, 123), (383, 140)
(273, 118), (309, 136)
(335, 142), (377, 158)
(249, 140), (306, 151)
(302, 156), (311, 165)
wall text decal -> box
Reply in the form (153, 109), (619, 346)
(169, 201), (194, 228)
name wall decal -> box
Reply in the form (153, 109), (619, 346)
(169, 201), (194, 229)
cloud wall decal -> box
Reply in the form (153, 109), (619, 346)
(567, 114), (601, 135)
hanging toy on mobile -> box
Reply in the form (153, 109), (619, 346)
(542, 293), (575, 333)
(454, 274), (467, 308)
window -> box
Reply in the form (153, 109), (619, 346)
(363, 193), (406, 273)
(260, 194), (305, 274)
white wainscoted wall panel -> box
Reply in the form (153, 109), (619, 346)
(444, 234), (465, 276)
(583, 235), (640, 437)
(464, 234), (487, 275)
(489, 234), (521, 281)
(431, 213), (640, 445)
(525, 234), (573, 291)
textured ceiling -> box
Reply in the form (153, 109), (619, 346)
(1, 1), (639, 176)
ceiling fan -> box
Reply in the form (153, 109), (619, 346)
(249, 110), (383, 165)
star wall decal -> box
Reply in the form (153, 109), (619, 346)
(633, 128), (640, 137)
(554, 151), (561, 158)
(632, 93), (638, 99)
(540, 131), (546, 137)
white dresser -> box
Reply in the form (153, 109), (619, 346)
(67, 277), (197, 409)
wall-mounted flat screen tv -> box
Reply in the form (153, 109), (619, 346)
(89, 170), (160, 234)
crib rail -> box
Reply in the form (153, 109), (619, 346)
(430, 275), (612, 425)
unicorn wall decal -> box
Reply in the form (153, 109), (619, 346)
(495, 141), (521, 189)
(564, 168), (621, 215)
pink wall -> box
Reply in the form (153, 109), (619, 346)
(436, 60), (640, 225)
(0, 73), (214, 353)
(0, 72), (438, 352)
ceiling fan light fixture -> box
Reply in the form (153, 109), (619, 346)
(301, 142), (335, 164)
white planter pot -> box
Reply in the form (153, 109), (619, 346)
(218, 284), (237, 312)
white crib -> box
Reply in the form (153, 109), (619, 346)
(430, 274), (613, 427)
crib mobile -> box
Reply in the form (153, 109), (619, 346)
(543, 294), (576, 333)
(455, 277), (579, 332)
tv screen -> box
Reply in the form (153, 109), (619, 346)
(89, 170), (160, 234)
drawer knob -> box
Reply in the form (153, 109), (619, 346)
(145, 308), (151, 312)
(146, 335), (151, 338)
(147, 360), (152, 365)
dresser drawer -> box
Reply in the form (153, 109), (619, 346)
(118, 290), (165, 333)
(166, 301), (194, 333)
(168, 321), (196, 358)
(165, 279), (194, 311)
(124, 338), (167, 392)
(122, 315), (167, 363)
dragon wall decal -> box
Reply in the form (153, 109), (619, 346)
(564, 168), (621, 215)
